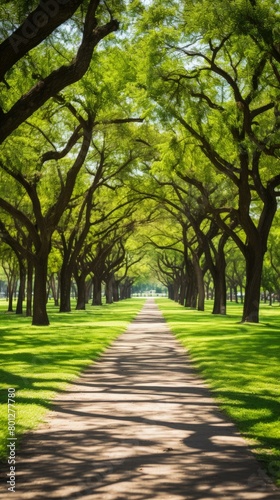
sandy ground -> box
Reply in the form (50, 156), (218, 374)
(0, 298), (279, 500)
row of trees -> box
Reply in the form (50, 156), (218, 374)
(0, 0), (279, 324)
(1, 216), (279, 313)
(127, 0), (280, 322)
(143, 213), (280, 312)
(0, 0), (152, 324)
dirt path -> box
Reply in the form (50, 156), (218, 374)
(1, 299), (279, 499)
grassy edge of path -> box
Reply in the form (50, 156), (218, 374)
(0, 298), (145, 461)
(156, 298), (280, 487)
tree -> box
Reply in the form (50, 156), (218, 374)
(0, 245), (18, 313)
(135, 0), (280, 322)
(226, 244), (246, 303)
(0, 0), (120, 143)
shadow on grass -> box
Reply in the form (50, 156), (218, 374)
(156, 299), (280, 486)
(1, 304), (279, 499)
(0, 299), (145, 461)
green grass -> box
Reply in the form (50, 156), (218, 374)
(0, 298), (145, 461)
(156, 298), (280, 486)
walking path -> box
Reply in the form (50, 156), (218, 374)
(1, 299), (279, 499)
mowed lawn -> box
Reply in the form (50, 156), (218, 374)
(0, 298), (145, 461)
(156, 298), (280, 486)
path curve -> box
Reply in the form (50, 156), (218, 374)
(1, 299), (279, 499)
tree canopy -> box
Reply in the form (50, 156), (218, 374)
(0, 0), (279, 324)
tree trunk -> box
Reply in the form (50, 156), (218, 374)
(184, 265), (198, 308)
(16, 259), (26, 315)
(92, 275), (102, 306)
(32, 255), (49, 326)
(242, 246), (264, 323)
(60, 266), (72, 312)
(193, 256), (205, 311)
(119, 283), (125, 300)
(212, 271), (227, 315)
(105, 276), (114, 304)
(212, 250), (227, 315)
(174, 279), (180, 302)
(49, 273), (59, 306)
(85, 280), (92, 303)
(7, 281), (14, 312)
(240, 285), (244, 304)
(75, 274), (86, 310)
(168, 284), (174, 300)
(26, 259), (33, 317)
(185, 279), (198, 309)
(112, 278), (119, 302)
(205, 280), (211, 300)
(179, 273), (187, 306)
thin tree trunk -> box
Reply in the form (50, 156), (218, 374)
(26, 259), (33, 317)
(7, 281), (14, 312)
(193, 256), (205, 311)
(16, 260), (26, 315)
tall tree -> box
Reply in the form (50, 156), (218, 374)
(135, 0), (280, 322)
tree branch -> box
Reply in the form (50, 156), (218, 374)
(0, 0), (87, 81)
(0, 14), (119, 144)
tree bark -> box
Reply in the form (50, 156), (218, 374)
(75, 273), (86, 310)
(242, 245), (264, 322)
(212, 250), (227, 315)
(60, 265), (72, 312)
(105, 275), (114, 304)
(49, 273), (59, 306)
(174, 279), (180, 302)
(26, 259), (33, 317)
(0, 15), (119, 144)
(16, 259), (26, 315)
(32, 254), (49, 325)
(0, 0), (86, 81)
(7, 281), (14, 313)
(185, 279), (198, 309)
(112, 278), (120, 302)
(179, 278), (187, 306)
(92, 275), (102, 306)
(168, 284), (174, 300)
(195, 261), (205, 311)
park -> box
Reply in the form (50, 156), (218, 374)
(0, 0), (280, 498)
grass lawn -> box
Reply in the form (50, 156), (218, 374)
(0, 298), (145, 461)
(156, 298), (280, 486)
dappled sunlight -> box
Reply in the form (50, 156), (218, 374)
(156, 299), (280, 486)
(0, 299), (145, 461)
(0, 299), (278, 499)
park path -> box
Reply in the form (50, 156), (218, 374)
(1, 298), (279, 500)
